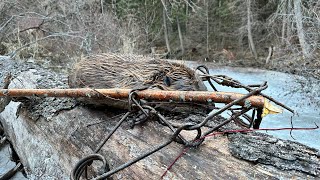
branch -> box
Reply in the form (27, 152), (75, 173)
(0, 88), (266, 109)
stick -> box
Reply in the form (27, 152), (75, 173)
(0, 88), (265, 108)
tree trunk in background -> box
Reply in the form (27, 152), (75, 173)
(247, 0), (258, 59)
(281, 0), (287, 44)
(100, 0), (104, 14)
(293, 0), (311, 59)
(185, 1), (188, 34)
(163, 7), (171, 54)
(177, 17), (184, 54)
(286, 0), (292, 42)
(217, 0), (221, 49)
(206, 0), (209, 58)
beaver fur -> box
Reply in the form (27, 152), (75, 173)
(69, 53), (206, 90)
(68, 53), (207, 109)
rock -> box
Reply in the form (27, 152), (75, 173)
(0, 143), (27, 180)
(0, 57), (319, 179)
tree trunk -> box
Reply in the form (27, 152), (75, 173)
(185, 1), (188, 34)
(177, 17), (184, 54)
(293, 0), (311, 58)
(265, 46), (274, 65)
(286, 0), (292, 41)
(217, 0), (221, 49)
(163, 7), (171, 54)
(206, 0), (209, 57)
(112, 0), (116, 9)
(100, 0), (104, 14)
(281, 0), (287, 44)
(247, 0), (258, 59)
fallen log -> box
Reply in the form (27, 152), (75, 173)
(0, 56), (319, 179)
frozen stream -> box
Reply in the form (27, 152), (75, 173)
(187, 62), (320, 150)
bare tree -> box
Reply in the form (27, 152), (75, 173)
(163, 6), (171, 54)
(280, 0), (288, 44)
(293, 0), (311, 58)
(206, 0), (209, 57)
(177, 17), (184, 54)
(100, 0), (104, 14)
(246, 0), (258, 59)
(0, 1), (122, 59)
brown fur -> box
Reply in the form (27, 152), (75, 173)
(68, 53), (207, 110)
(69, 53), (206, 91)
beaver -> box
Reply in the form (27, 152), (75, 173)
(68, 53), (207, 110)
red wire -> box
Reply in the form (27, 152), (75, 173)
(160, 125), (319, 178)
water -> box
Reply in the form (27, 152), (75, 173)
(187, 62), (320, 150)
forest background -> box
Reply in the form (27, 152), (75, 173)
(0, 0), (319, 78)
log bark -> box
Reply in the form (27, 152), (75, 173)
(0, 56), (319, 179)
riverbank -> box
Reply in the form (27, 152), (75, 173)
(188, 52), (320, 81)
